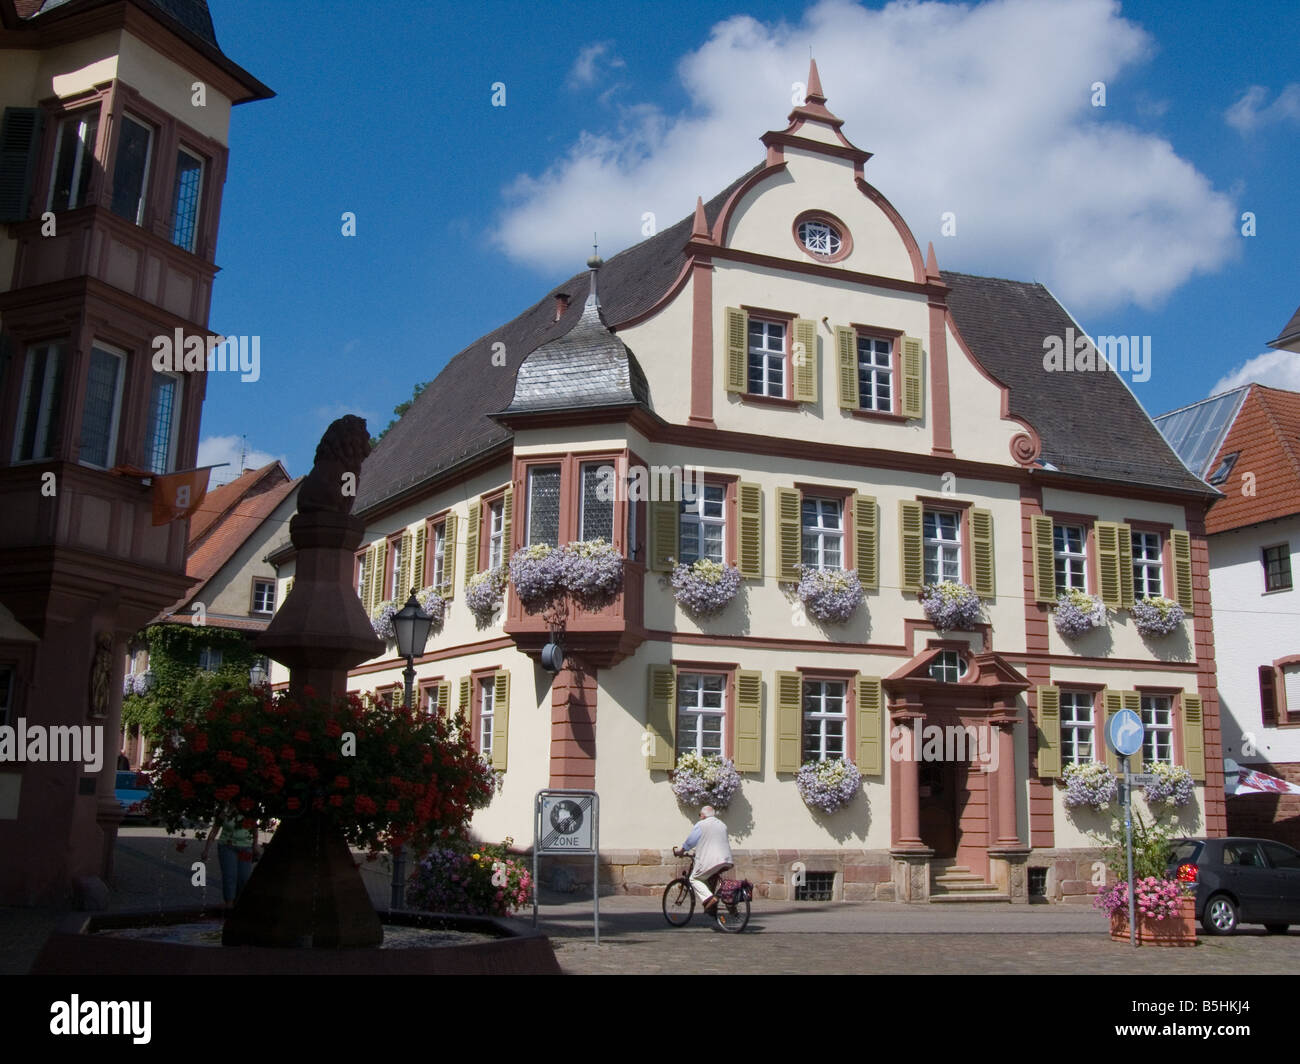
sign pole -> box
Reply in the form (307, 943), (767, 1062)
(1124, 755), (1136, 948)
(532, 795), (540, 929)
(592, 800), (599, 946)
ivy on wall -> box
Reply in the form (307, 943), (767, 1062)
(122, 624), (261, 748)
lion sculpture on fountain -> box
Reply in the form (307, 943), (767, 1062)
(297, 414), (371, 515)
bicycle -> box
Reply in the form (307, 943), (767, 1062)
(662, 853), (752, 932)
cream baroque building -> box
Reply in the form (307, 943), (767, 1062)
(272, 65), (1226, 903)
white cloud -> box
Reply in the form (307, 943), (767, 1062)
(198, 435), (287, 485)
(1211, 350), (1300, 395)
(1224, 83), (1300, 134)
(568, 41), (626, 90)
(494, 0), (1238, 313)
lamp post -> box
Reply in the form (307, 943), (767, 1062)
(390, 590), (433, 909)
(249, 660), (268, 688)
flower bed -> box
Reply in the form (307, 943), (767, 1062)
(1054, 589), (1107, 638)
(670, 558), (742, 617)
(407, 838), (533, 917)
(1130, 595), (1185, 638)
(795, 757), (862, 813)
(1063, 760), (1118, 809)
(1141, 763), (1194, 807)
(669, 752), (741, 808)
(919, 581), (982, 631)
(797, 566), (864, 624)
(1095, 878), (1196, 946)
(466, 566), (508, 623)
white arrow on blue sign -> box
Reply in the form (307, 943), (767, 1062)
(1106, 708), (1144, 757)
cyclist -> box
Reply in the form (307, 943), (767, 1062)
(672, 805), (733, 915)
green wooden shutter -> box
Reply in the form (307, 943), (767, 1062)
(1117, 523), (1134, 608)
(285, 577), (294, 598)
(776, 487), (802, 582)
(855, 675), (883, 776)
(1036, 685), (1061, 779)
(737, 482), (762, 579)
(392, 684), (404, 709)
(646, 664), (676, 770)
(0, 107), (45, 223)
(734, 670), (763, 773)
(792, 318), (818, 403)
(492, 670), (510, 770)
(971, 507), (995, 598)
(435, 680), (451, 715)
(442, 513), (458, 599)
(1102, 689), (1123, 774)
(397, 529), (413, 599)
(501, 485), (514, 563)
(1122, 690), (1143, 774)
(835, 326), (859, 410)
(458, 677), (473, 738)
(411, 525), (427, 591)
(725, 307), (748, 394)
(1096, 522), (1121, 609)
(1171, 530), (1193, 613)
(464, 500), (481, 585)
(370, 541), (388, 611)
(899, 501), (924, 592)
(774, 671), (803, 773)
(1182, 694), (1205, 781)
(1032, 515), (1056, 603)
(853, 493), (878, 590)
(649, 498), (678, 572)
(900, 336), (924, 419)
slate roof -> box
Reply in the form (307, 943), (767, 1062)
(941, 271), (1211, 495)
(355, 171), (1212, 515)
(24, 0), (218, 48)
(1200, 385), (1300, 534)
(1268, 303), (1300, 351)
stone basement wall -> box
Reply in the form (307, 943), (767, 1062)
(1030, 848), (1109, 905)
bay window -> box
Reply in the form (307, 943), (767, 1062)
(48, 109), (100, 212)
(110, 114), (153, 225)
(170, 146), (205, 252)
(79, 344), (125, 468)
(526, 465), (562, 547)
(144, 371), (182, 474)
(13, 342), (64, 462)
(579, 462), (614, 542)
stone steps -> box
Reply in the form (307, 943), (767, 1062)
(929, 863), (1009, 903)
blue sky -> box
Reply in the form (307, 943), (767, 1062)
(198, 0), (1300, 481)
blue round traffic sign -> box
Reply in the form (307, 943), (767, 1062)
(1106, 709), (1144, 757)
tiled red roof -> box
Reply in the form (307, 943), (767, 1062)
(189, 462), (289, 546)
(1206, 385), (1300, 534)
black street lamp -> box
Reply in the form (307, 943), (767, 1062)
(389, 590), (432, 908)
(249, 660), (268, 688)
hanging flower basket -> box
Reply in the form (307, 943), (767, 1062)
(1130, 596), (1184, 638)
(558, 538), (624, 612)
(795, 757), (862, 814)
(416, 586), (447, 632)
(1062, 761), (1118, 809)
(125, 671), (154, 697)
(669, 753), (742, 808)
(1096, 878), (1196, 945)
(465, 566), (508, 623)
(670, 558), (742, 617)
(1141, 763), (1194, 807)
(370, 600), (399, 641)
(508, 543), (565, 614)
(919, 581), (982, 631)
(797, 566), (865, 624)
(1054, 589), (1107, 638)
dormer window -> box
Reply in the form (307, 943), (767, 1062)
(798, 218), (841, 256)
(928, 651), (967, 683)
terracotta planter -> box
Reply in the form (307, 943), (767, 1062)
(1109, 894), (1197, 946)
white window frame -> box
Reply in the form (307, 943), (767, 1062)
(252, 579), (275, 615)
(675, 672), (726, 758)
(357, 553), (368, 603)
(144, 370), (182, 474)
(478, 677), (495, 757)
(525, 465), (562, 547)
(679, 483), (726, 565)
(12, 341), (64, 463)
(488, 498), (505, 568)
(927, 651), (967, 684)
(198, 646), (222, 672)
(388, 537), (404, 600)
(1140, 694), (1173, 764)
(170, 145), (205, 253)
(802, 679), (847, 763)
(801, 497), (844, 571)
(1054, 524), (1087, 593)
(578, 462), (614, 543)
(856, 335), (893, 413)
(1060, 691), (1096, 765)
(1132, 532), (1163, 599)
(430, 522), (446, 589)
(47, 109), (99, 212)
(111, 113), (154, 226)
(79, 342), (126, 470)
(923, 509), (962, 585)
(747, 319), (786, 398)
(798, 219), (841, 256)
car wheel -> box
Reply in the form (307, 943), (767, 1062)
(1264, 924), (1289, 934)
(1202, 894), (1238, 935)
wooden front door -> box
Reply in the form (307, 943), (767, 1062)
(918, 758), (958, 858)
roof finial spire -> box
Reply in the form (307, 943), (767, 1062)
(925, 241), (940, 279)
(691, 196), (709, 240)
(806, 57), (826, 105)
(585, 233), (604, 309)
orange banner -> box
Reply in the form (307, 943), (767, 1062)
(151, 467), (212, 526)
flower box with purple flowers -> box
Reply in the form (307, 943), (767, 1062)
(1054, 589), (1107, 639)
(795, 757), (862, 813)
(670, 558), (742, 617)
(918, 581), (982, 631)
(797, 566), (865, 624)
(1130, 596), (1184, 638)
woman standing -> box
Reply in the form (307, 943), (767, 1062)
(202, 810), (262, 909)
